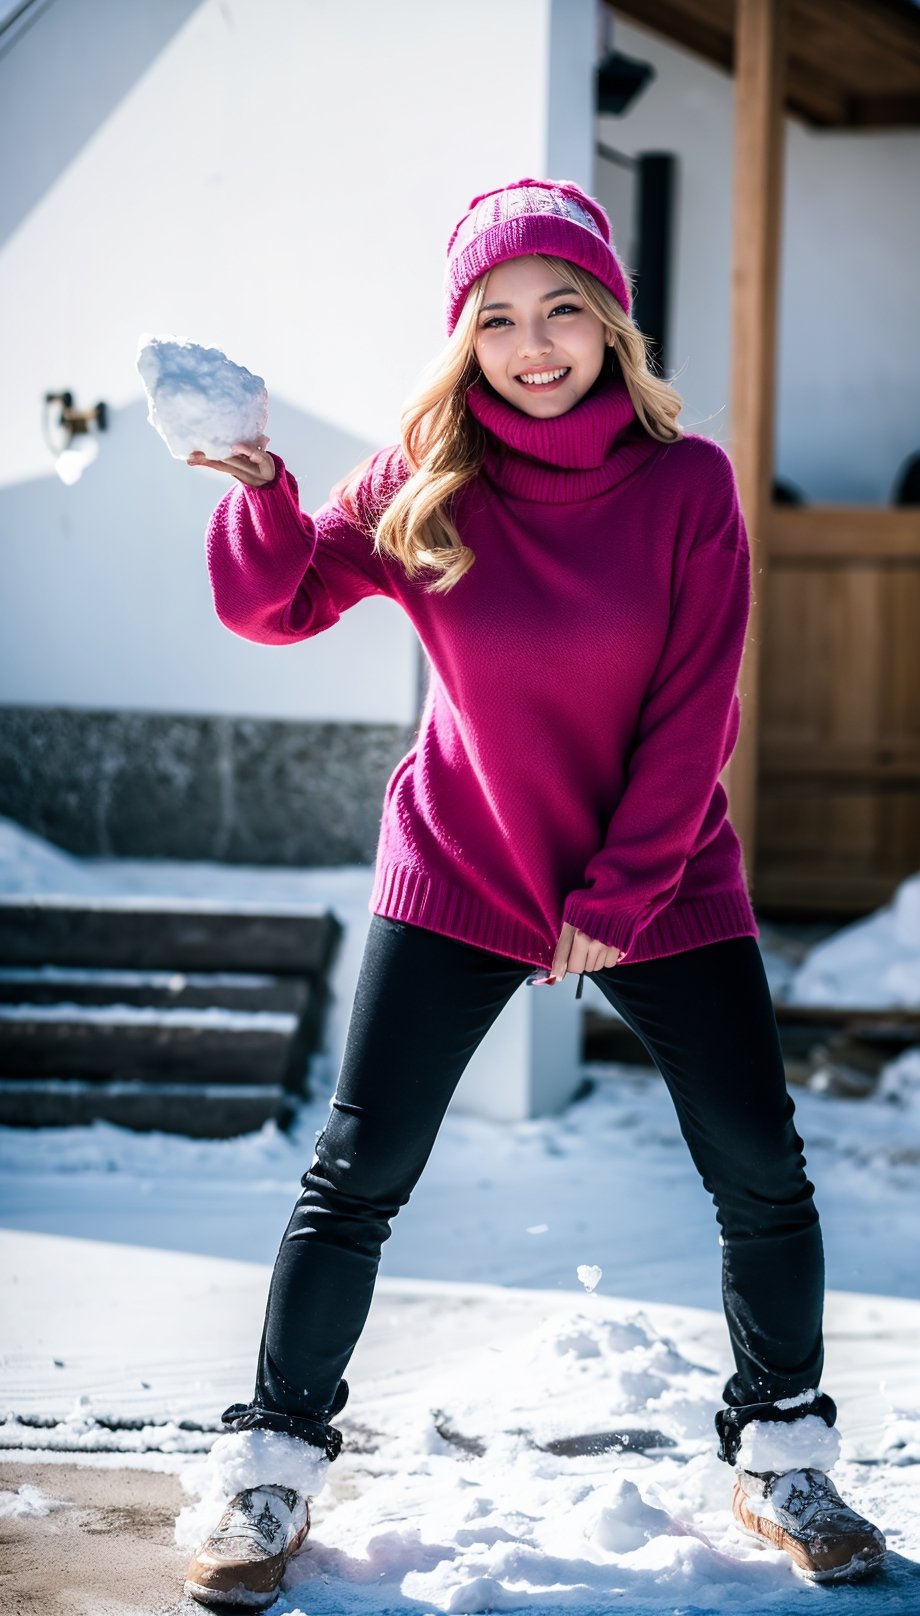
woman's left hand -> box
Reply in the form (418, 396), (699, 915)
(550, 923), (621, 981)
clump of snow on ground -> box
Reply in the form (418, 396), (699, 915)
(0, 1482), (70, 1518)
(881, 1399), (920, 1466)
(136, 333), (268, 460)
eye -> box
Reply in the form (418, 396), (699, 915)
(479, 303), (583, 331)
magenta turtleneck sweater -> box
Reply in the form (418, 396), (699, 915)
(204, 371), (759, 968)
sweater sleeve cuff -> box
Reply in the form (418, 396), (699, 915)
(561, 895), (651, 960)
(243, 452), (285, 493)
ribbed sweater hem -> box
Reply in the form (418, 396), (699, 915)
(371, 863), (759, 970)
(371, 864), (549, 967)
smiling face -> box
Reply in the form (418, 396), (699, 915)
(471, 255), (610, 416)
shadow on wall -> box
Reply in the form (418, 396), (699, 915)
(0, 0), (202, 249)
(0, 389), (377, 703)
(0, 392), (417, 865)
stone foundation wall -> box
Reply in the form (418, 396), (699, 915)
(0, 706), (415, 865)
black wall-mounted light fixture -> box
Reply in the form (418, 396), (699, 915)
(595, 49), (656, 116)
(43, 390), (109, 484)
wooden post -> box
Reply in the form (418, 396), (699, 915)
(725, 0), (787, 891)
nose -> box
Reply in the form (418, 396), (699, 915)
(517, 316), (552, 361)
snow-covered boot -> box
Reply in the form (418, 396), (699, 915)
(184, 1483), (310, 1609)
(732, 1467), (887, 1583)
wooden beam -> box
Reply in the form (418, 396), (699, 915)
(761, 744), (920, 782)
(605, 0), (920, 128)
(765, 506), (920, 561)
(793, 0), (920, 98)
(606, 0), (734, 72)
(725, 0), (787, 891)
(848, 95), (920, 128)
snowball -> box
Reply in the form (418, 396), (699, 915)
(577, 1263), (602, 1293)
(136, 333), (269, 460)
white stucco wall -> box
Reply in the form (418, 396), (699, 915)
(5, 0), (917, 730)
(0, 0), (581, 723)
(599, 16), (920, 503)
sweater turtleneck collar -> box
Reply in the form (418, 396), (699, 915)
(465, 369), (662, 502)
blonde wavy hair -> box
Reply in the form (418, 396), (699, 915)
(331, 254), (683, 595)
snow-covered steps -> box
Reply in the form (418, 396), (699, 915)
(0, 1077), (292, 1136)
(0, 1000), (306, 1134)
(0, 896), (342, 1135)
(0, 1002), (298, 1079)
(0, 965), (311, 1015)
(0, 893), (340, 973)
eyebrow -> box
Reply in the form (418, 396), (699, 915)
(480, 285), (580, 312)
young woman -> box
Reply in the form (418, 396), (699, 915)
(183, 177), (885, 1607)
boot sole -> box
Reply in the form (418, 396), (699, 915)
(184, 1577), (279, 1608)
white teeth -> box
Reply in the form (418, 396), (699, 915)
(519, 367), (569, 385)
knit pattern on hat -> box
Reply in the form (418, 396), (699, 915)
(445, 176), (632, 334)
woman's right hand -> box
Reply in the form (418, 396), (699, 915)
(187, 435), (275, 487)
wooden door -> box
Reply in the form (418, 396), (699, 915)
(753, 506), (920, 914)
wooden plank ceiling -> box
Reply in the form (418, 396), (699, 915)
(607, 0), (920, 127)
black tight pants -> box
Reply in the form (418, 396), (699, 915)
(226, 916), (829, 1462)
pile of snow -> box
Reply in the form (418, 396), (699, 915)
(878, 1046), (920, 1110)
(787, 870), (920, 1009)
(408, 1304), (720, 1452)
(136, 333), (268, 460)
(0, 817), (100, 896)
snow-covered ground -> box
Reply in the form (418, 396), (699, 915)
(2, 1233), (919, 1613)
(3, 1049), (920, 1305)
(1, 817), (919, 1611)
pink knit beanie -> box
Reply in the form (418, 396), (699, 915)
(444, 176), (632, 336)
